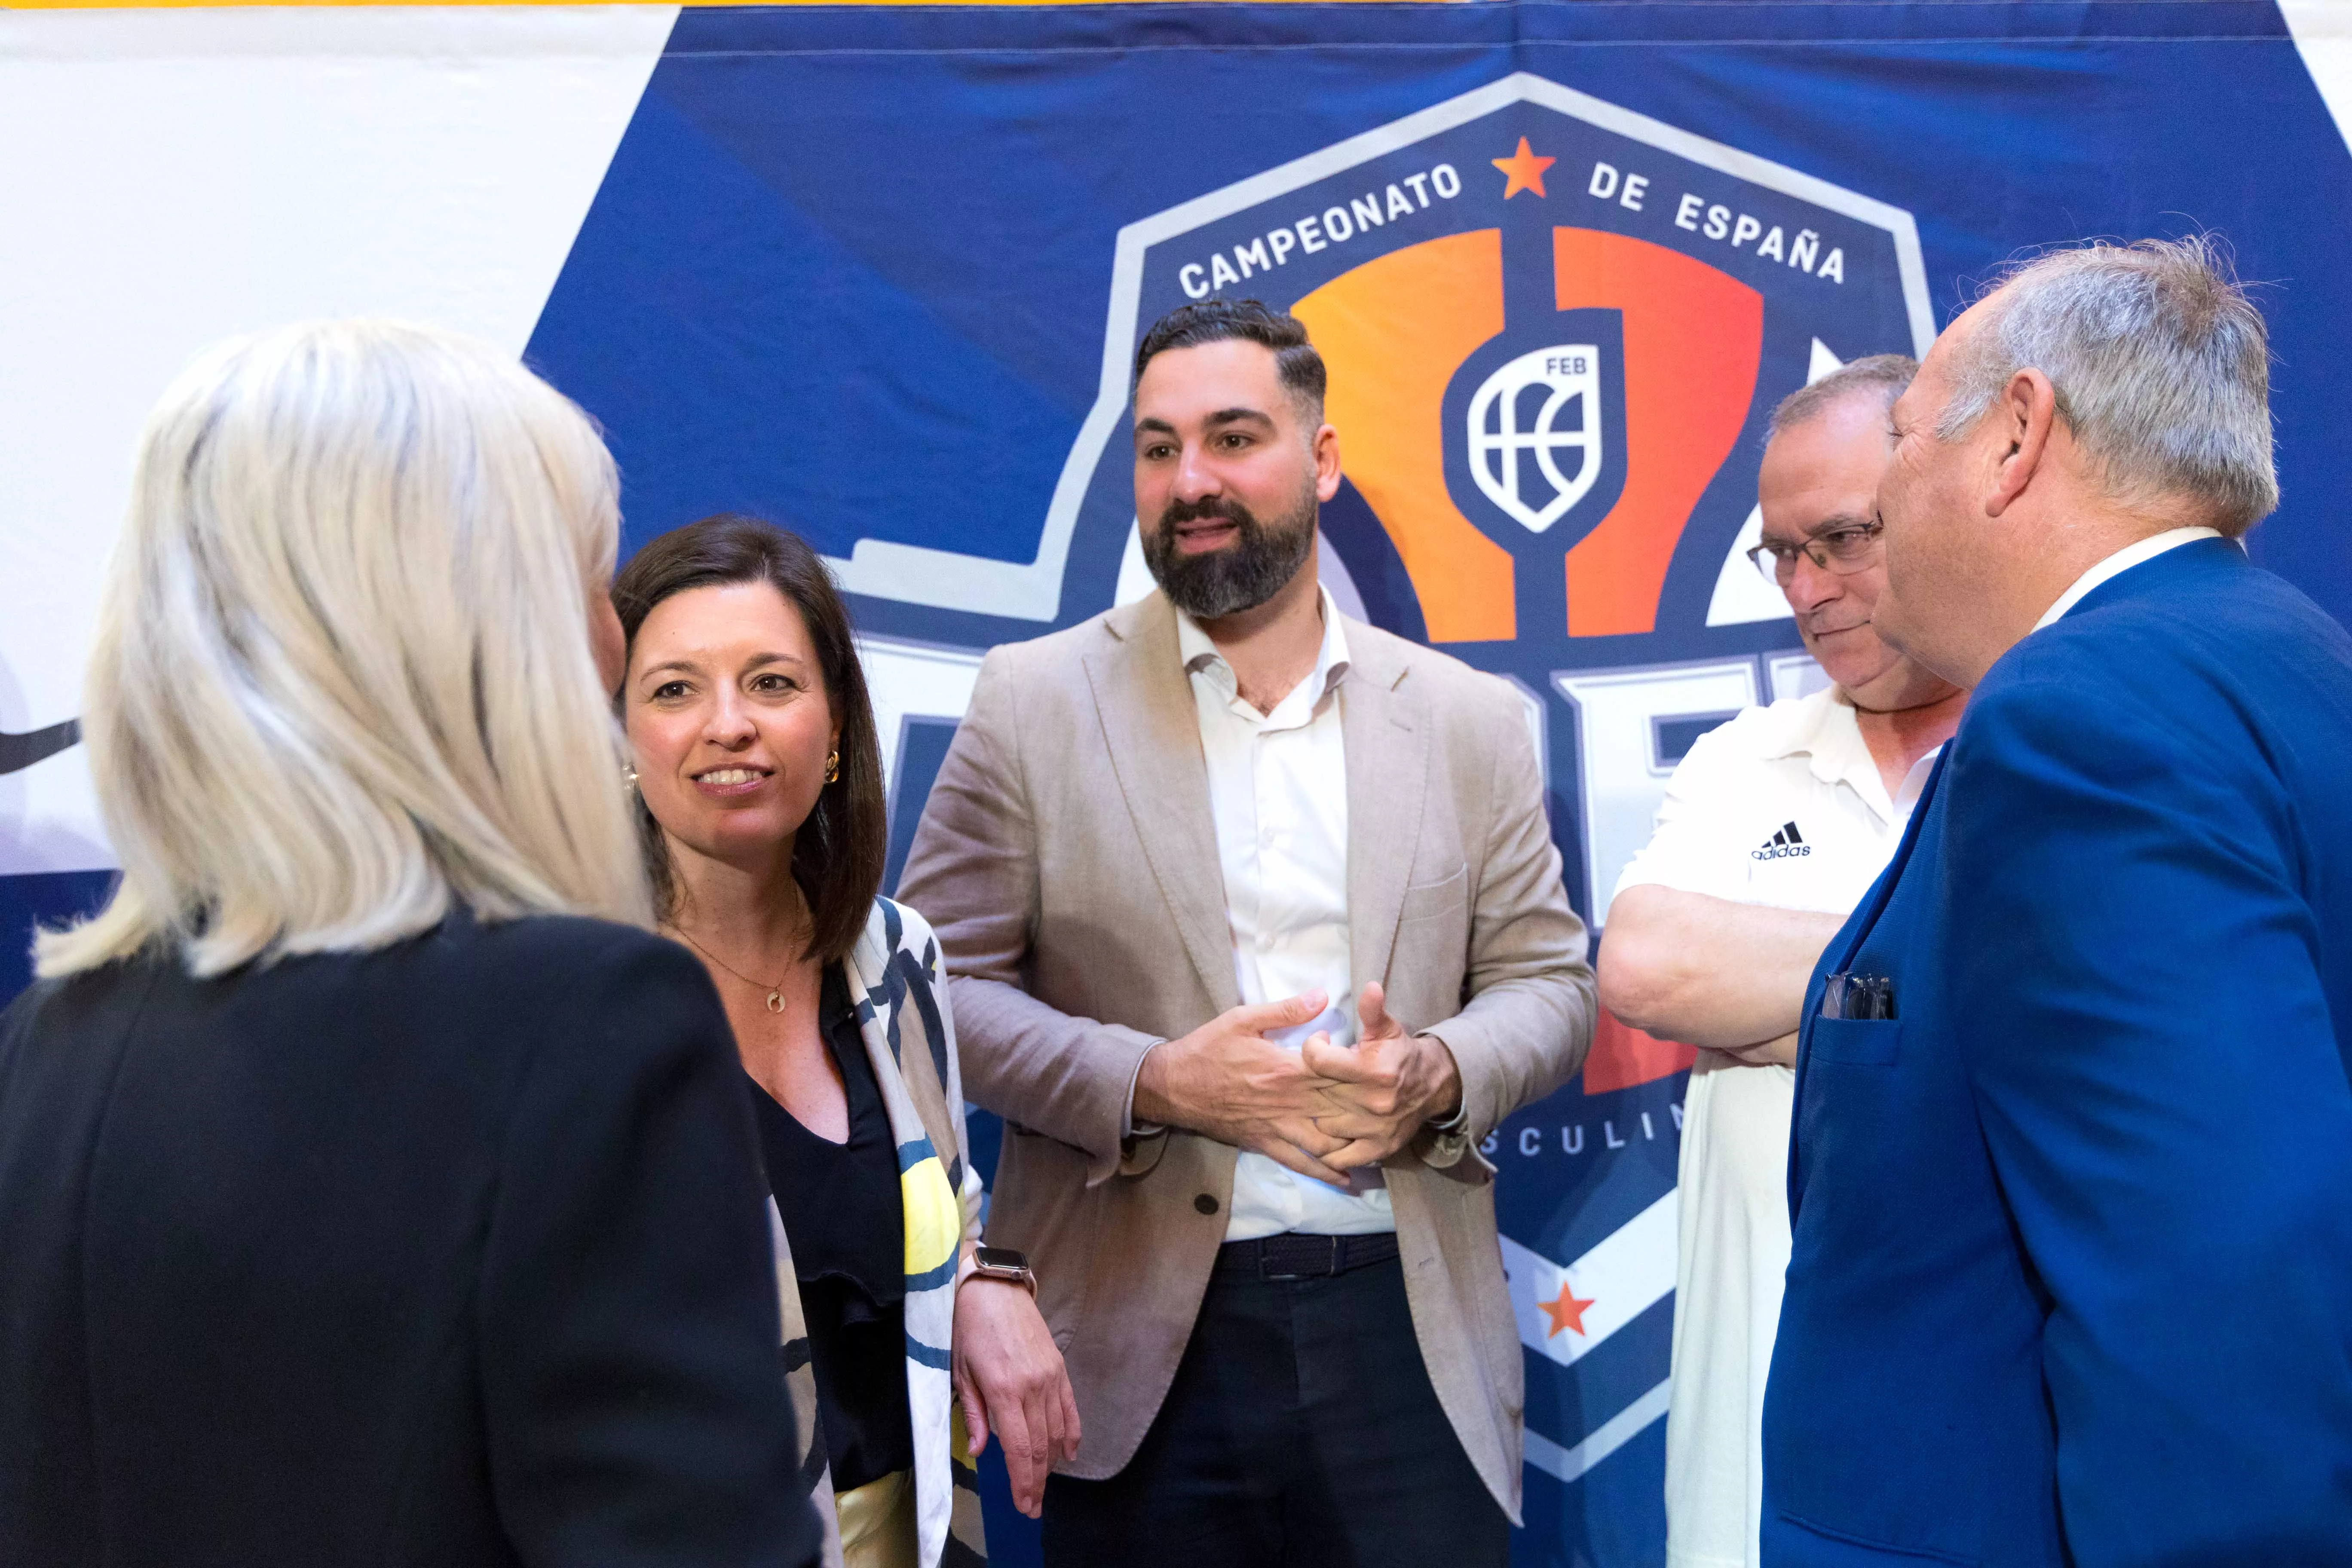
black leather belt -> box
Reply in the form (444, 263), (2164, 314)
(1215, 1231), (1400, 1281)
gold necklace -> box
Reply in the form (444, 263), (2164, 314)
(673, 926), (790, 1014)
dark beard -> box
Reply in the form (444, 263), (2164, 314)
(1142, 487), (1318, 620)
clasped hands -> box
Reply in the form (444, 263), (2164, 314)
(1132, 982), (1464, 1185)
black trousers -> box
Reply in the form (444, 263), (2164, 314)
(1041, 1244), (1510, 1568)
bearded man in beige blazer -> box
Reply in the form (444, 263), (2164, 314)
(899, 298), (1594, 1567)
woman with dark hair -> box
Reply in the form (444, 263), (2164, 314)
(613, 514), (1076, 1568)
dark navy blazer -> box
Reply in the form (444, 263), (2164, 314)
(1764, 539), (2352, 1567)
(0, 913), (822, 1568)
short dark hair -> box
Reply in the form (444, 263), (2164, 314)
(1766, 353), (1918, 443)
(611, 514), (885, 965)
(1134, 299), (1326, 418)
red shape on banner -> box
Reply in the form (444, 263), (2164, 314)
(1554, 228), (1764, 637)
(1292, 230), (1516, 643)
(1584, 1008), (1698, 1095)
(1492, 137), (1557, 200)
(1541, 1282), (1597, 1338)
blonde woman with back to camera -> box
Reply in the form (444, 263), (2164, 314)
(612, 514), (1078, 1568)
(0, 323), (822, 1568)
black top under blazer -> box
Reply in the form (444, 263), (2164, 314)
(0, 912), (821, 1568)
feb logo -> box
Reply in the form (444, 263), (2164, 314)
(1447, 320), (1629, 637)
(1044, 73), (1932, 955)
(1463, 342), (1612, 536)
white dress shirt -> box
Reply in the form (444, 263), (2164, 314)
(2032, 526), (2223, 631)
(1176, 589), (1395, 1242)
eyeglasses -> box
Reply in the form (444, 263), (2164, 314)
(1746, 520), (1884, 586)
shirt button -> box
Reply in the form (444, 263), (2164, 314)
(1194, 1194), (1220, 1216)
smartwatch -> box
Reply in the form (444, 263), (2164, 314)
(969, 1245), (1038, 1295)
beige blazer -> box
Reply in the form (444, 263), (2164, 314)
(896, 591), (1594, 1521)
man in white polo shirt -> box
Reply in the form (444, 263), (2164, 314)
(1597, 355), (1967, 1568)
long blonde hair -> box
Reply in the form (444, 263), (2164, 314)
(37, 320), (652, 979)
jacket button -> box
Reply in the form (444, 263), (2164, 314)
(1194, 1194), (1219, 1215)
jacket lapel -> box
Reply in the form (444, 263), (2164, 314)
(1082, 592), (1241, 1015)
(1340, 628), (1426, 994)
(840, 905), (968, 1568)
(1831, 742), (1947, 972)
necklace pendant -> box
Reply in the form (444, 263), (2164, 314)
(766, 990), (784, 1014)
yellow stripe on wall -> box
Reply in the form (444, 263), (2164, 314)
(5, 0), (1403, 8)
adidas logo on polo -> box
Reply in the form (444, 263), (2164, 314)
(1752, 821), (1812, 861)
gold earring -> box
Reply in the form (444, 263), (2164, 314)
(824, 750), (841, 784)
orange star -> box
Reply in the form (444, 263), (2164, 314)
(1539, 1281), (1596, 1338)
(1493, 136), (1556, 200)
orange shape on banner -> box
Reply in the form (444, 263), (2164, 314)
(1293, 229), (1515, 643)
(1541, 1282), (1597, 1338)
(1584, 1009), (1698, 1095)
(1554, 228), (1763, 637)
(1492, 137), (1556, 200)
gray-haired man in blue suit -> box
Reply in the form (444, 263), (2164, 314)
(1765, 236), (2352, 1566)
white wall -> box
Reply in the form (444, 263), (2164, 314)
(0, 5), (675, 873)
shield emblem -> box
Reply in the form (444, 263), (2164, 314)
(1468, 344), (1604, 533)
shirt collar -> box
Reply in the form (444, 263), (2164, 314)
(1757, 685), (1867, 778)
(1176, 585), (1352, 710)
(2031, 526), (2223, 632)
(1755, 685), (1922, 825)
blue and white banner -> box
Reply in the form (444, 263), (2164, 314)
(10, 5), (2352, 1562)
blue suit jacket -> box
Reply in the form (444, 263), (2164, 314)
(1763, 539), (2352, 1567)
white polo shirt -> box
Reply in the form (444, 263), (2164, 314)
(1613, 686), (1936, 1568)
